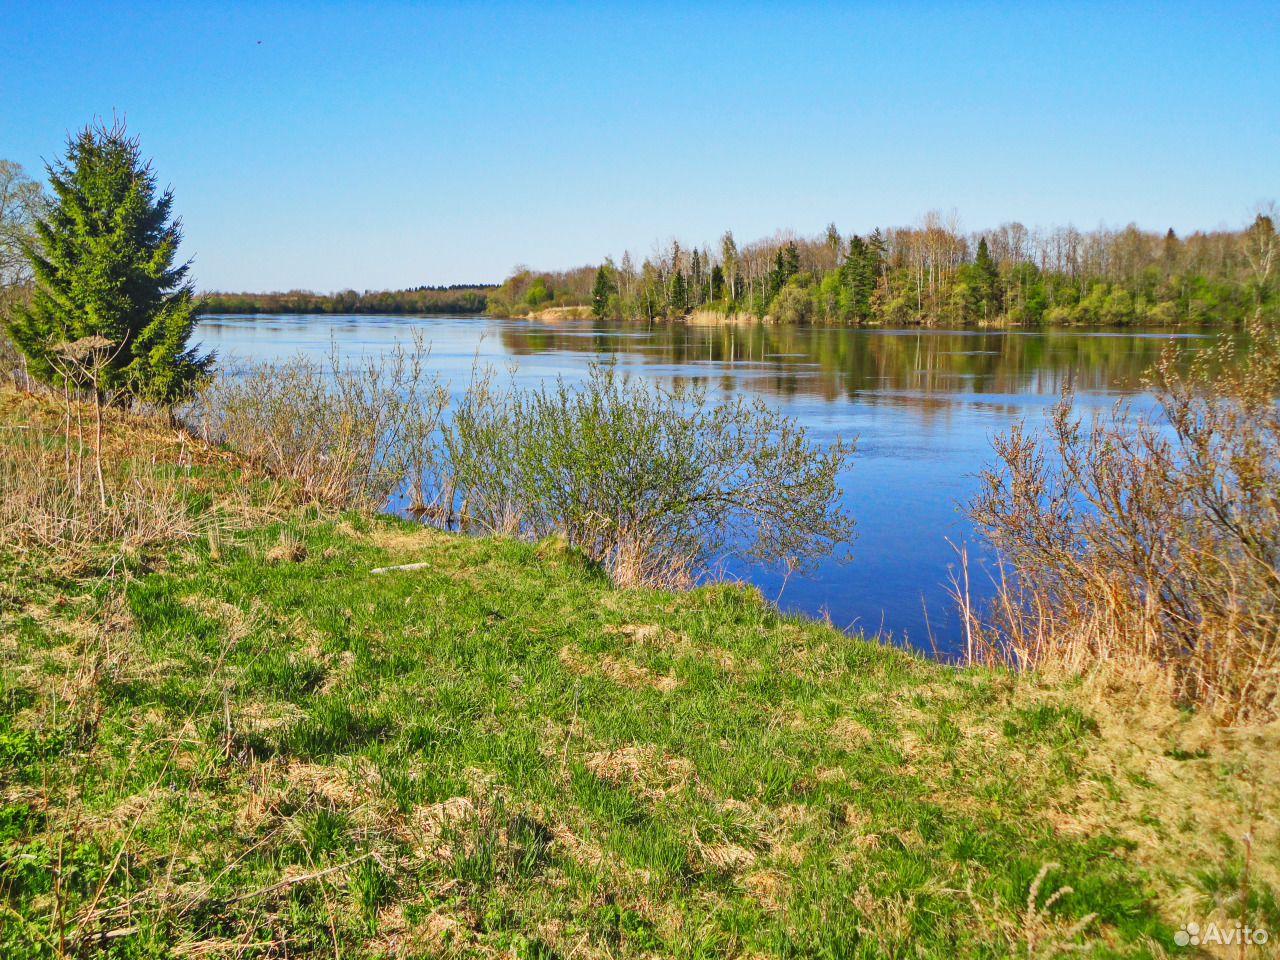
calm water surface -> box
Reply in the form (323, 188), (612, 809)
(194, 314), (1211, 655)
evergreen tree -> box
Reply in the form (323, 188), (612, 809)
(669, 270), (688, 316)
(972, 236), (1001, 317)
(1161, 228), (1181, 280)
(709, 265), (725, 302)
(767, 249), (787, 302)
(767, 242), (802, 303)
(783, 241), (801, 279)
(591, 263), (614, 318)
(867, 228), (887, 269)
(8, 121), (212, 403)
(839, 235), (876, 322)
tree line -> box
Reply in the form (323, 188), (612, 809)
(197, 284), (493, 316)
(209, 213), (1277, 327)
(501, 212), (1277, 327)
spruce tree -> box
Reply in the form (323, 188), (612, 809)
(973, 236), (1001, 317)
(766, 242), (801, 304)
(669, 270), (688, 316)
(767, 249), (787, 302)
(591, 264), (614, 318)
(783, 241), (801, 279)
(867, 228), (887, 267)
(8, 121), (212, 404)
(709, 264), (725, 301)
(840, 235), (875, 321)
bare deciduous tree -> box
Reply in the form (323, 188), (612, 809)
(0, 159), (47, 291)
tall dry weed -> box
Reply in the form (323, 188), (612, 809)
(0, 389), (244, 578)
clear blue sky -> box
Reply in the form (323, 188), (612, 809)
(2, 1), (1276, 292)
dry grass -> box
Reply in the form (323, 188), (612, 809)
(583, 745), (696, 799)
(558, 644), (682, 693)
(0, 387), (268, 580)
(1060, 672), (1280, 932)
(968, 315), (1280, 723)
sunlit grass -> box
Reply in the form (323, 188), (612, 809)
(1, 387), (1276, 958)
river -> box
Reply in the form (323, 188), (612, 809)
(193, 313), (1213, 655)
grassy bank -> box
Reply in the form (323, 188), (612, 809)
(2, 387), (1277, 959)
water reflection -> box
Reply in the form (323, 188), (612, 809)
(499, 320), (1205, 410)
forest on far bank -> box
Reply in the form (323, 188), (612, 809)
(196, 284), (493, 316)
(194, 211), (1278, 328)
(489, 211), (1277, 327)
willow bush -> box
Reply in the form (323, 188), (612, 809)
(969, 315), (1280, 721)
(191, 335), (448, 511)
(446, 363), (854, 588)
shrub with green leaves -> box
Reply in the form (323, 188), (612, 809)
(445, 362), (854, 587)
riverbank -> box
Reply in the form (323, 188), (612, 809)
(526, 305), (594, 321)
(2, 387), (1277, 958)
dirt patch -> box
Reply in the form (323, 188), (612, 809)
(828, 717), (872, 750)
(584, 745), (695, 799)
(559, 644), (680, 693)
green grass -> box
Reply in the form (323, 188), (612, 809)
(2, 513), (1185, 958)
(1, 392), (1275, 958)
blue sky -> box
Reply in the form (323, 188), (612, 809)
(2, 1), (1276, 292)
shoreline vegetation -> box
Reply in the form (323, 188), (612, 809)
(196, 211), (1278, 330)
(2, 379), (1278, 958)
(192, 350), (854, 592)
